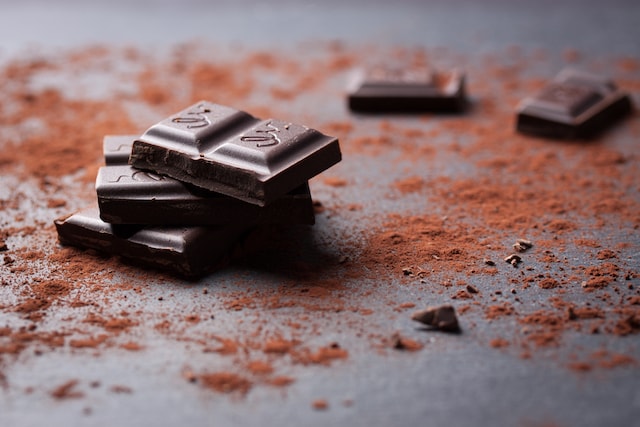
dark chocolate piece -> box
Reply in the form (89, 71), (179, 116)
(104, 135), (139, 165)
(129, 101), (341, 206)
(98, 137), (314, 225)
(54, 207), (250, 278)
(516, 68), (633, 139)
(347, 66), (467, 112)
(96, 165), (315, 225)
(411, 305), (461, 333)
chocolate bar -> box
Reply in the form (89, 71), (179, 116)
(98, 138), (315, 225)
(347, 66), (467, 112)
(54, 207), (250, 278)
(129, 101), (341, 206)
(516, 68), (633, 139)
(104, 135), (139, 165)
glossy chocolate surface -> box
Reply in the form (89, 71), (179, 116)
(129, 101), (341, 206)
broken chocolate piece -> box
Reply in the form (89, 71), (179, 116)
(513, 238), (533, 253)
(97, 137), (315, 225)
(54, 207), (251, 278)
(411, 305), (461, 333)
(516, 69), (632, 139)
(348, 66), (467, 112)
(504, 254), (522, 267)
(129, 101), (341, 206)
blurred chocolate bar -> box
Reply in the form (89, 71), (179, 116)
(516, 68), (632, 139)
(348, 66), (467, 112)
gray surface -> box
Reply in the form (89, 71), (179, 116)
(1, 1), (639, 426)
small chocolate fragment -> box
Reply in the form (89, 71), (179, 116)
(411, 305), (461, 333)
(54, 207), (251, 278)
(513, 238), (533, 253)
(129, 101), (341, 206)
(97, 137), (315, 225)
(504, 254), (522, 267)
(348, 66), (467, 112)
(390, 332), (423, 351)
(516, 69), (632, 139)
(466, 284), (479, 294)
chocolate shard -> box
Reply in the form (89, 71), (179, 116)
(54, 207), (252, 278)
(516, 68), (633, 139)
(129, 101), (341, 206)
(97, 137), (315, 225)
(348, 66), (467, 112)
(104, 135), (140, 165)
(411, 305), (461, 333)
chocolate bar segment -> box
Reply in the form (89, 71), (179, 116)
(96, 165), (315, 225)
(54, 207), (250, 278)
(98, 137), (315, 225)
(348, 67), (467, 112)
(516, 69), (633, 139)
(129, 101), (341, 206)
(104, 135), (139, 165)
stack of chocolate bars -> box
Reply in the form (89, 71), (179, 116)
(54, 101), (341, 278)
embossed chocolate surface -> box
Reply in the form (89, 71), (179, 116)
(98, 137), (314, 225)
(516, 68), (633, 139)
(104, 135), (139, 165)
(54, 207), (251, 278)
(347, 67), (467, 112)
(129, 101), (341, 206)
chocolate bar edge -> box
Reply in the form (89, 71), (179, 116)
(130, 134), (341, 207)
(347, 73), (468, 113)
(54, 209), (251, 279)
(516, 91), (633, 139)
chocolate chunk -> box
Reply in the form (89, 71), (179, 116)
(348, 66), (467, 112)
(513, 238), (533, 253)
(97, 137), (315, 225)
(411, 305), (461, 333)
(516, 69), (632, 139)
(104, 135), (138, 165)
(54, 207), (251, 278)
(504, 254), (522, 267)
(129, 101), (341, 206)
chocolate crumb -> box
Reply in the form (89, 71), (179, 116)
(411, 305), (461, 333)
(513, 238), (533, 252)
(391, 333), (424, 351)
(466, 284), (479, 294)
(484, 259), (496, 266)
(504, 254), (522, 267)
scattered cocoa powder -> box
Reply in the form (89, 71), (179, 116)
(0, 43), (638, 407)
(50, 380), (84, 400)
(312, 399), (329, 410)
(198, 372), (252, 396)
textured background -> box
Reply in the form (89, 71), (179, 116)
(0, 1), (639, 426)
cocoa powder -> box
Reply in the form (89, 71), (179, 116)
(0, 43), (638, 401)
